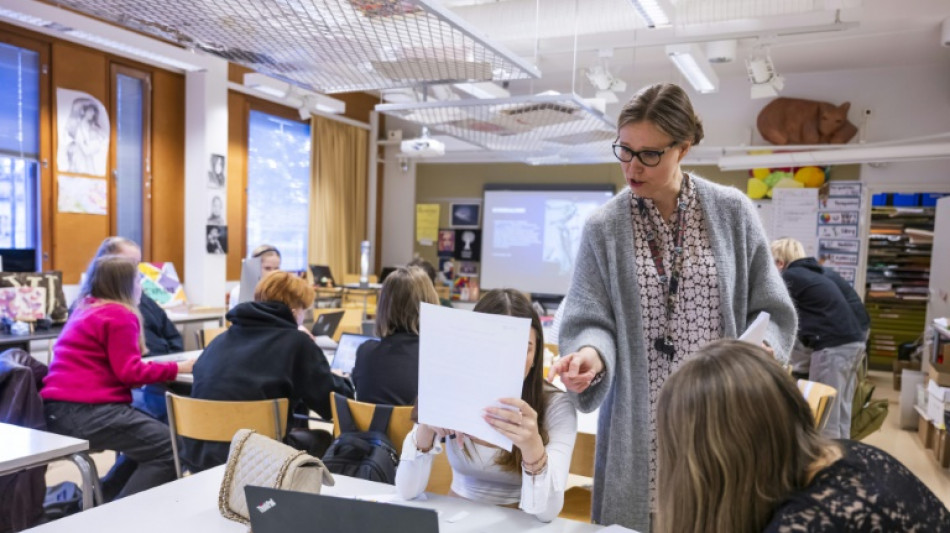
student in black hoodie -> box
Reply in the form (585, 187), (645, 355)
(183, 271), (353, 472)
(352, 266), (439, 405)
(771, 238), (867, 439)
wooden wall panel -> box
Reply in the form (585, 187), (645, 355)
(226, 91), (247, 280)
(150, 69), (185, 275)
(51, 42), (110, 284)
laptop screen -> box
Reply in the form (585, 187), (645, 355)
(331, 333), (377, 374)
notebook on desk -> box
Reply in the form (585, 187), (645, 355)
(312, 310), (345, 338)
(245, 485), (439, 533)
(331, 333), (377, 374)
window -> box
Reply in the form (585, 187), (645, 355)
(0, 42), (40, 253)
(112, 66), (151, 253)
(246, 110), (311, 271)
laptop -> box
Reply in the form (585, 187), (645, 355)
(237, 256), (263, 306)
(331, 333), (377, 374)
(245, 485), (439, 533)
(312, 310), (345, 338)
(310, 264), (335, 286)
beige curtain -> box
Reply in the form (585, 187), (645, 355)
(309, 117), (369, 281)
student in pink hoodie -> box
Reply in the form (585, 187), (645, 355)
(42, 255), (194, 498)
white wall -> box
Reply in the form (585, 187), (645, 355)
(379, 146), (417, 268)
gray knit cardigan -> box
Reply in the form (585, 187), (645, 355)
(559, 176), (797, 532)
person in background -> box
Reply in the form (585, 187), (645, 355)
(184, 271), (353, 472)
(352, 266), (439, 405)
(655, 340), (949, 533)
(407, 257), (452, 307)
(772, 238), (866, 439)
(549, 83), (797, 531)
(396, 289), (577, 523)
(228, 244), (282, 310)
(42, 256), (193, 498)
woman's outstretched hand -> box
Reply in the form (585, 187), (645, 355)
(547, 347), (604, 393)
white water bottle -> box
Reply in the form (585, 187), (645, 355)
(359, 240), (370, 288)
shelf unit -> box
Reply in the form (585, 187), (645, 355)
(865, 206), (935, 368)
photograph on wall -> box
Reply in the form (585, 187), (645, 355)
(208, 154), (226, 188)
(450, 202), (481, 228)
(56, 88), (110, 177)
(206, 225), (228, 254)
(438, 257), (455, 281)
(57, 175), (107, 215)
(453, 229), (481, 262)
(437, 229), (455, 254)
(458, 261), (479, 277)
(207, 194), (226, 225)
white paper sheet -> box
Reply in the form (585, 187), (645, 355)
(418, 303), (530, 451)
(739, 311), (770, 346)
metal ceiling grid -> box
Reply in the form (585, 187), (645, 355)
(52, 0), (540, 93)
(672, 0), (863, 26)
(377, 94), (616, 162)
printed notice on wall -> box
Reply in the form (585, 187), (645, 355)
(772, 188), (818, 257)
(817, 181), (863, 286)
(415, 204), (440, 245)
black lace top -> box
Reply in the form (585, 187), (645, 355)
(765, 440), (950, 532)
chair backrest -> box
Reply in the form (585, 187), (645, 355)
(195, 327), (228, 349)
(165, 393), (289, 478)
(797, 380), (837, 430)
(329, 395), (413, 456)
(335, 309), (364, 342)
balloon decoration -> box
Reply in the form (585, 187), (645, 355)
(746, 162), (830, 199)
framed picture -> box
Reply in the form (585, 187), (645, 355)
(453, 229), (481, 262)
(437, 229), (455, 253)
(450, 202), (481, 229)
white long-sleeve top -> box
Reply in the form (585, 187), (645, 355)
(395, 391), (577, 522)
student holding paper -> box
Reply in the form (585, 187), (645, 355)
(655, 340), (949, 533)
(771, 238), (867, 439)
(551, 83), (797, 531)
(395, 289), (577, 523)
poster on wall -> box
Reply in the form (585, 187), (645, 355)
(206, 225), (228, 254)
(57, 175), (107, 215)
(207, 194), (226, 225)
(772, 188), (818, 257)
(56, 88), (110, 177)
(817, 181), (863, 287)
(415, 204), (440, 244)
(437, 229), (455, 254)
(450, 202), (481, 228)
(208, 154), (226, 188)
(453, 229), (481, 261)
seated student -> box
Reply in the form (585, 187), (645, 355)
(228, 244), (282, 310)
(352, 266), (439, 405)
(655, 339), (950, 533)
(395, 289), (577, 523)
(772, 238), (866, 439)
(407, 257), (452, 307)
(42, 256), (194, 498)
(184, 271), (354, 472)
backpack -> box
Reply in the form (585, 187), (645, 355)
(322, 394), (399, 484)
(851, 355), (889, 441)
(42, 481), (83, 521)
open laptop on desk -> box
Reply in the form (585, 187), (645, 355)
(310, 264), (335, 287)
(246, 485), (438, 533)
(312, 310), (345, 338)
(331, 333), (377, 374)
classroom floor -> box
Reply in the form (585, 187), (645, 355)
(45, 371), (950, 511)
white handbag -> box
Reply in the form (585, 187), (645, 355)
(218, 429), (335, 524)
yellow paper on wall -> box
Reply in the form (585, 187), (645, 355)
(416, 204), (440, 245)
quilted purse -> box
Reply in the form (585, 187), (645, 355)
(218, 429), (335, 524)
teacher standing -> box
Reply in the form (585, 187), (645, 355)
(550, 83), (797, 532)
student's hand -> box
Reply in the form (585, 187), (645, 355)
(483, 398), (544, 464)
(547, 347), (604, 393)
(176, 358), (196, 375)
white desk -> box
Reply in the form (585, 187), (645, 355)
(143, 350), (202, 384)
(25, 465), (607, 533)
(166, 309), (226, 351)
(0, 422), (100, 509)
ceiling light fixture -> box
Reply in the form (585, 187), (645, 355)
(243, 73), (345, 115)
(666, 43), (719, 94)
(453, 81), (510, 99)
(629, 0), (671, 28)
(746, 45), (784, 99)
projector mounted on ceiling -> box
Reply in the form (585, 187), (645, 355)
(400, 127), (445, 158)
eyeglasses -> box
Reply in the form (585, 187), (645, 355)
(612, 141), (676, 167)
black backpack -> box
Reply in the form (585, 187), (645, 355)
(322, 394), (399, 484)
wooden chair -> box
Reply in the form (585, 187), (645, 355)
(165, 393), (289, 478)
(194, 327), (227, 349)
(328, 394), (451, 494)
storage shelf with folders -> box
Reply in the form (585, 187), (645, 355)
(865, 206), (935, 368)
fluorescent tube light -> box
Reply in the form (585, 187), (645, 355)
(666, 43), (719, 94)
(244, 73), (292, 98)
(629, 0), (670, 27)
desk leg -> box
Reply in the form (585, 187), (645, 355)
(70, 452), (103, 509)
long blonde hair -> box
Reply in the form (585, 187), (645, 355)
(76, 255), (147, 353)
(770, 237), (807, 266)
(655, 340), (833, 533)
